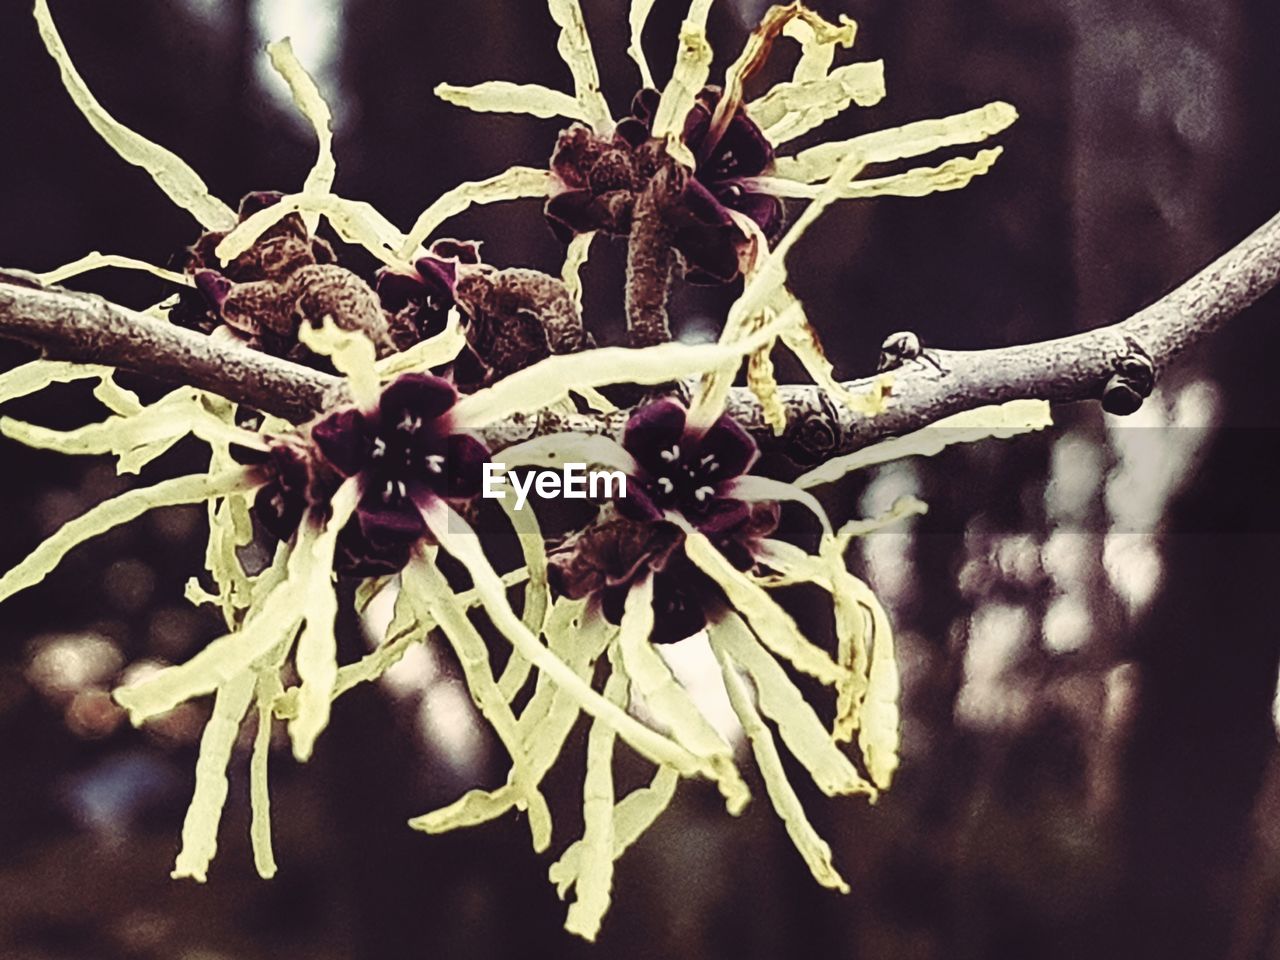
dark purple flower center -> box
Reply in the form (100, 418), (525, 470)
(638, 438), (730, 516)
(616, 398), (761, 536)
(377, 239), (482, 349)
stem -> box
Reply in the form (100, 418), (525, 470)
(624, 182), (674, 348)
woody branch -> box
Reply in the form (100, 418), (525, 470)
(1, 208), (1278, 459)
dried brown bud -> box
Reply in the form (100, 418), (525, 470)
(454, 267), (590, 381)
(287, 263), (393, 355)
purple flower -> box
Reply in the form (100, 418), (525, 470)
(243, 375), (489, 577)
(234, 438), (333, 545)
(309, 373), (490, 575)
(545, 87), (783, 284)
(616, 398), (765, 548)
(376, 239), (482, 350)
(548, 399), (778, 644)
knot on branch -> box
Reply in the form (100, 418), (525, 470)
(789, 391), (843, 464)
(1102, 336), (1156, 415)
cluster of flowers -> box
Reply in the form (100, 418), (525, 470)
(0, 0), (1048, 941)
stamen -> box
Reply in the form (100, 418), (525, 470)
(398, 411), (423, 433)
(660, 445), (680, 463)
(694, 485), (714, 502)
(396, 480), (408, 499)
(383, 480), (395, 502)
(700, 454), (717, 469)
(657, 477), (675, 494)
(425, 454), (445, 474)
(372, 437), (387, 459)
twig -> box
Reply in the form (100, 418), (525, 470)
(2, 208), (1278, 459)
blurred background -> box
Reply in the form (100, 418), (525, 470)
(2, 0), (1279, 957)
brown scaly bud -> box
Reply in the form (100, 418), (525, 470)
(195, 263), (393, 361)
(171, 192), (336, 334)
(453, 267), (591, 383)
(287, 263), (393, 355)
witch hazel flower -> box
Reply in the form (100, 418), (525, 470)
(310, 373), (489, 575)
(460, 393), (898, 937)
(433, 0), (1017, 289)
(545, 84), (783, 284)
(548, 398), (781, 644)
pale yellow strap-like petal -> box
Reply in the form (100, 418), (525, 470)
(627, 0), (659, 88)
(795, 398), (1053, 489)
(453, 323), (788, 429)
(750, 61), (886, 145)
(559, 652), (626, 940)
(267, 39), (336, 234)
(398, 166), (551, 259)
(833, 496), (929, 551)
(407, 554), (553, 852)
(787, 14), (857, 83)
(2, 390), (266, 474)
(714, 640), (850, 892)
(35, 251), (194, 288)
(651, 0), (715, 167)
(0, 468), (259, 605)
(411, 599), (609, 837)
(436, 81), (589, 123)
(562, 231), (595, 309)
(746, 344), (786, 434)
(517, 600), (610, 752)
(774, 102), (1019, 184)
(681, 527), (845, 686)
(550, 764), (678, 898)
(297, 317), (380, 410)
(749, 537), (863, 718)
(33, 0), (235, 230)
(618, 575), (749, 813)
(376, 308), (467, 378)
(709, 609), (872, 797)
(93, 373), (144, 416)
(171, 671), (256, 882)
(850, 573), (899, 788)
(724, 475), (832, 536)
(687, 152), (867, 430)
(288, 481), (358, 761)
(777, 300), (892, 417)
(423, 499), (713, 779)
(759, 148), (1006, 201)
(547, 0), (612, 133)
(217, 192), (406, 268)
(495, 489), (551, 700)
(114, 520), (320, 723)
(250, 675), (280, 878)
(0, 360), (111, 406)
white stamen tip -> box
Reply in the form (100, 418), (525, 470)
(660, 445), (680, 462)
(657, 477), (675, 494)
(694, 486), (714, 502)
